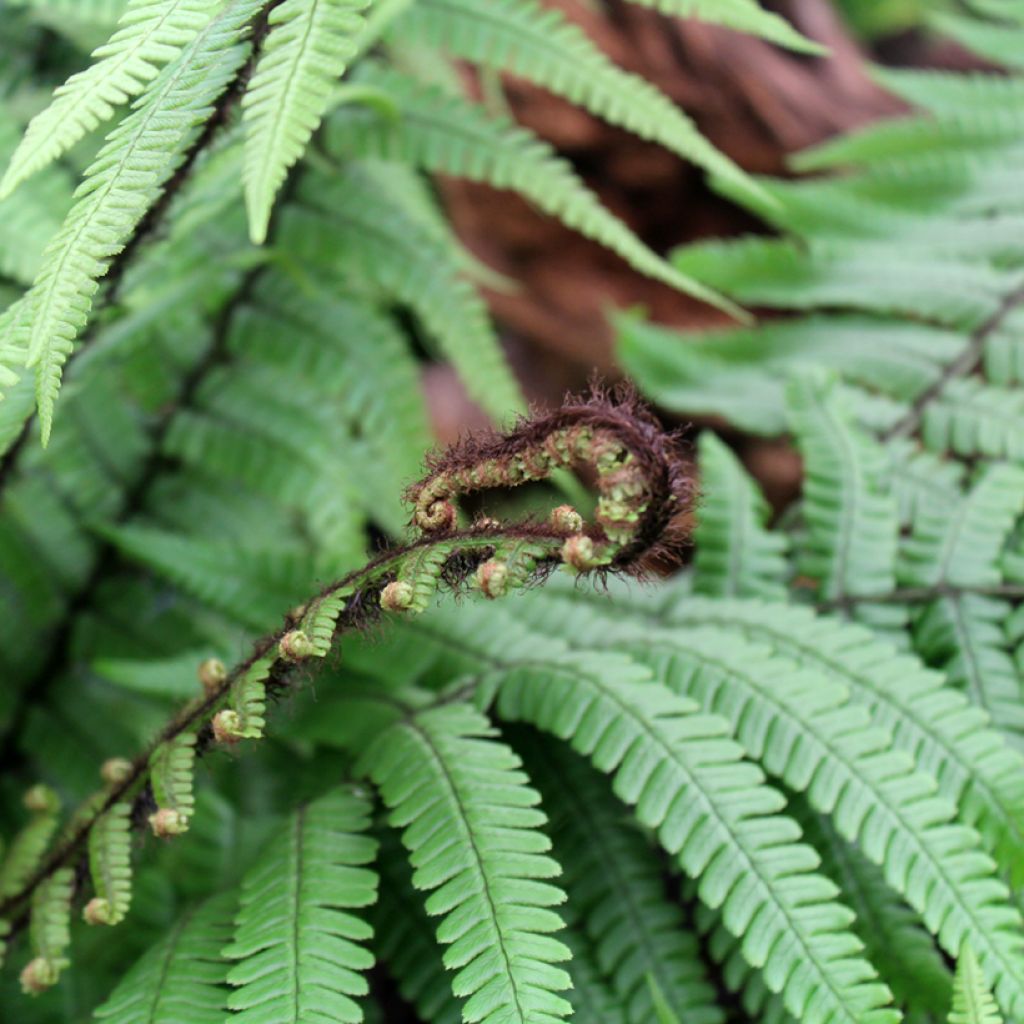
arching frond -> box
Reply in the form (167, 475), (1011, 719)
(391, 0), (762, 204)
(786, 370), (903, 631)
(11, 0), (263, 443)
(361, 700), (573, 1024)
(224, 787), (379, 1024)
(94, 892), (236, 1023)
(242, 0), (368, 243)
(327, 65), (740, 314)
(522, 732), (724, 1024)
(494, 650), (898, 1024)
(0, 0), (216, 200)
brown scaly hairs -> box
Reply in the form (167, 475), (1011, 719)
(0, 384), (692, 989)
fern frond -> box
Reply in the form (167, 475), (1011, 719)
(0, 0), (217, 200)
(921, 379), (1024, 462)
(94, 891), (236, 1023)
(21, 866), (73, 993)
(792, 799), (952, 1016)
(148, 732), (196, 837)
(523, 733), (724, 1024)
(692, 431), (787, 600)
(616, 311), (964, 436)
(671, 236), (1012, 331)
(373, 830), (464, 1024)
(84, 801), (133, 926)
(391, 0), (763, 205)
(243, 0), (368, 243)
(361, 700), (573, 1024)
(494, 650), (898, 1024)
(622, 0), (821, 53)
(786, 370), (902, 629)
(950, 944), (1005, 1024)
(224, 786), (378, 1024)
(561, 929), (631, 1024)
(285, 168), (524, 420)
(932, 12), (1024, 69)
(0, 786), (61, 900)
(596, 626), (1024, 1017)
(13, 0), (263, 443)
(327, 65), (741, 315)
(651, 596), (1024, 887)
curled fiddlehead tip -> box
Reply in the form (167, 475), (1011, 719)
(197, 657), (227, 694)
(405, 382), (691, 573)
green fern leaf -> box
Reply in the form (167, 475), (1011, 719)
(793, 800), (953, 1016)
(921, 379), (1024, 462)
(361, 700), (573, 1024)
(13, 0), (263, 443)
(693, 431), (787, 600)
(373, 830), (464, 1024)
(562, 929), (630, 1024)
(652, 595), (1024, 888)
(327, 65), (741, 315)
(950, 944), (1005, 1024)
(285, 167), (524, 420)
(85, 801), (133, 925)
(243, 0), (368, 243)
(392, 0), (764, 205)
(224, 786), (379, 1024)
(0, 0), (217, 200)
(622, 0), (820, 53)
(932, 12), (1024, 69)
(94, 892), (236, 1023)
(523, 733), (724, 1024)
(493, 649), (898, 1024)
(786, 370), (902, 629)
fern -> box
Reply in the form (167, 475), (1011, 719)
(494, 649), (898, 1024)
(692, 431), (788, 600)
(361, 700), (573, 1024)
(328, 65), (738, 312)
(949, 945), (1004, 1024)
(0, 0), (216, 200)
(94, 892), (237, 1023)
(242, 0), (368, 243)
(389, 0), (764, 207)
(9, 0), (263, 442)
(224, 786), (379, 1024)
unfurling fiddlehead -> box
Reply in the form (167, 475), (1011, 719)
(0, 387), (690, 990)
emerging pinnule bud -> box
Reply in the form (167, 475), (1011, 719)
(20, 957), (59, 995)
(212, 709), (244, 745)
(100, 758), (132, 786)
(23, 784), (58, 814)
(550, 505), (583, 534)
(148, 808), (188, 838)
(278, 630), (315, 662)
(83, 898), (114, 926)
(380, 580), (414, 612)
(561, 534), (598, 571)
(198, 657), (226, 694)
(418, 499), (457, 532)
(474, 515), (500, 530)
(476, 559), (508, 599)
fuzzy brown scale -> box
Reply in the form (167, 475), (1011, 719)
(0, 389), (691, 986)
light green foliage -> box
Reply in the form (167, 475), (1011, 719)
(86, 802), (134, 925)
(0, 788), (61, 901)
(692, 432), (788, 601)
(0, 0), (217, 199)
(224, 787), (378, 1023)
(362, 700), (573, 1024)
(94, 892), (237, 1023)
(950, 945), (1004, 1024)
(243, 0), (368, 243)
